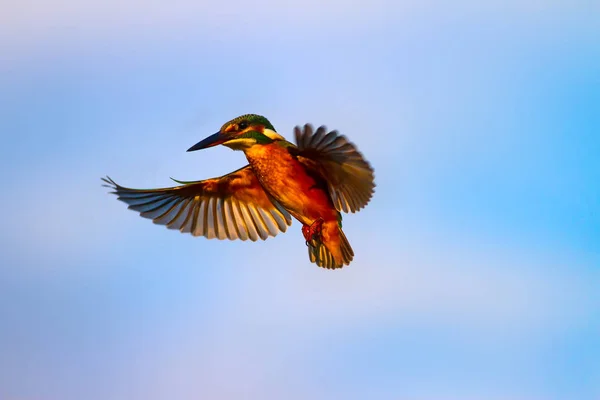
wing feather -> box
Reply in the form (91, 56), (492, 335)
(102, 165), (292, 241)
(293, 124), (375, 213)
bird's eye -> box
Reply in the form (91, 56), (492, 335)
(238, 121), (248, 130)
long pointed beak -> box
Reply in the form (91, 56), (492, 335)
(187, 132), (227, 152)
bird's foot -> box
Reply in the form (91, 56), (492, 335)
(302, 218), (324, 246)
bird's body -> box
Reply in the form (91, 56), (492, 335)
(245, 141), (338, 225)
(103, 114), (374, 269)
(244, 140), (351, 266)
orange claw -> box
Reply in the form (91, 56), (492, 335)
(302, 218), (324, 245)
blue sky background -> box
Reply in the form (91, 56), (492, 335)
(1, 1), (599, 399)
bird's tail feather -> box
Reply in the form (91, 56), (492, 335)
(307, 224), (354, 269)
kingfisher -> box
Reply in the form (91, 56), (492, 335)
(103, 114), (375, 269)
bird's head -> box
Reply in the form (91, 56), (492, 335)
(187, 114), (284, 152)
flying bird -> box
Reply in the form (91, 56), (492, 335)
(102, 114), (375, 269)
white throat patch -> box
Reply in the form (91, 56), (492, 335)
(263, 128), (285, 141)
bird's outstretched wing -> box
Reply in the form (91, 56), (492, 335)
(293, 124), (375, 213)
(102, 165), (292, 241)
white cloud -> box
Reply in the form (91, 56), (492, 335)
(0, 0), (392, 48)
(123, 227), (597, 399)
(0, 0), (585, 51)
